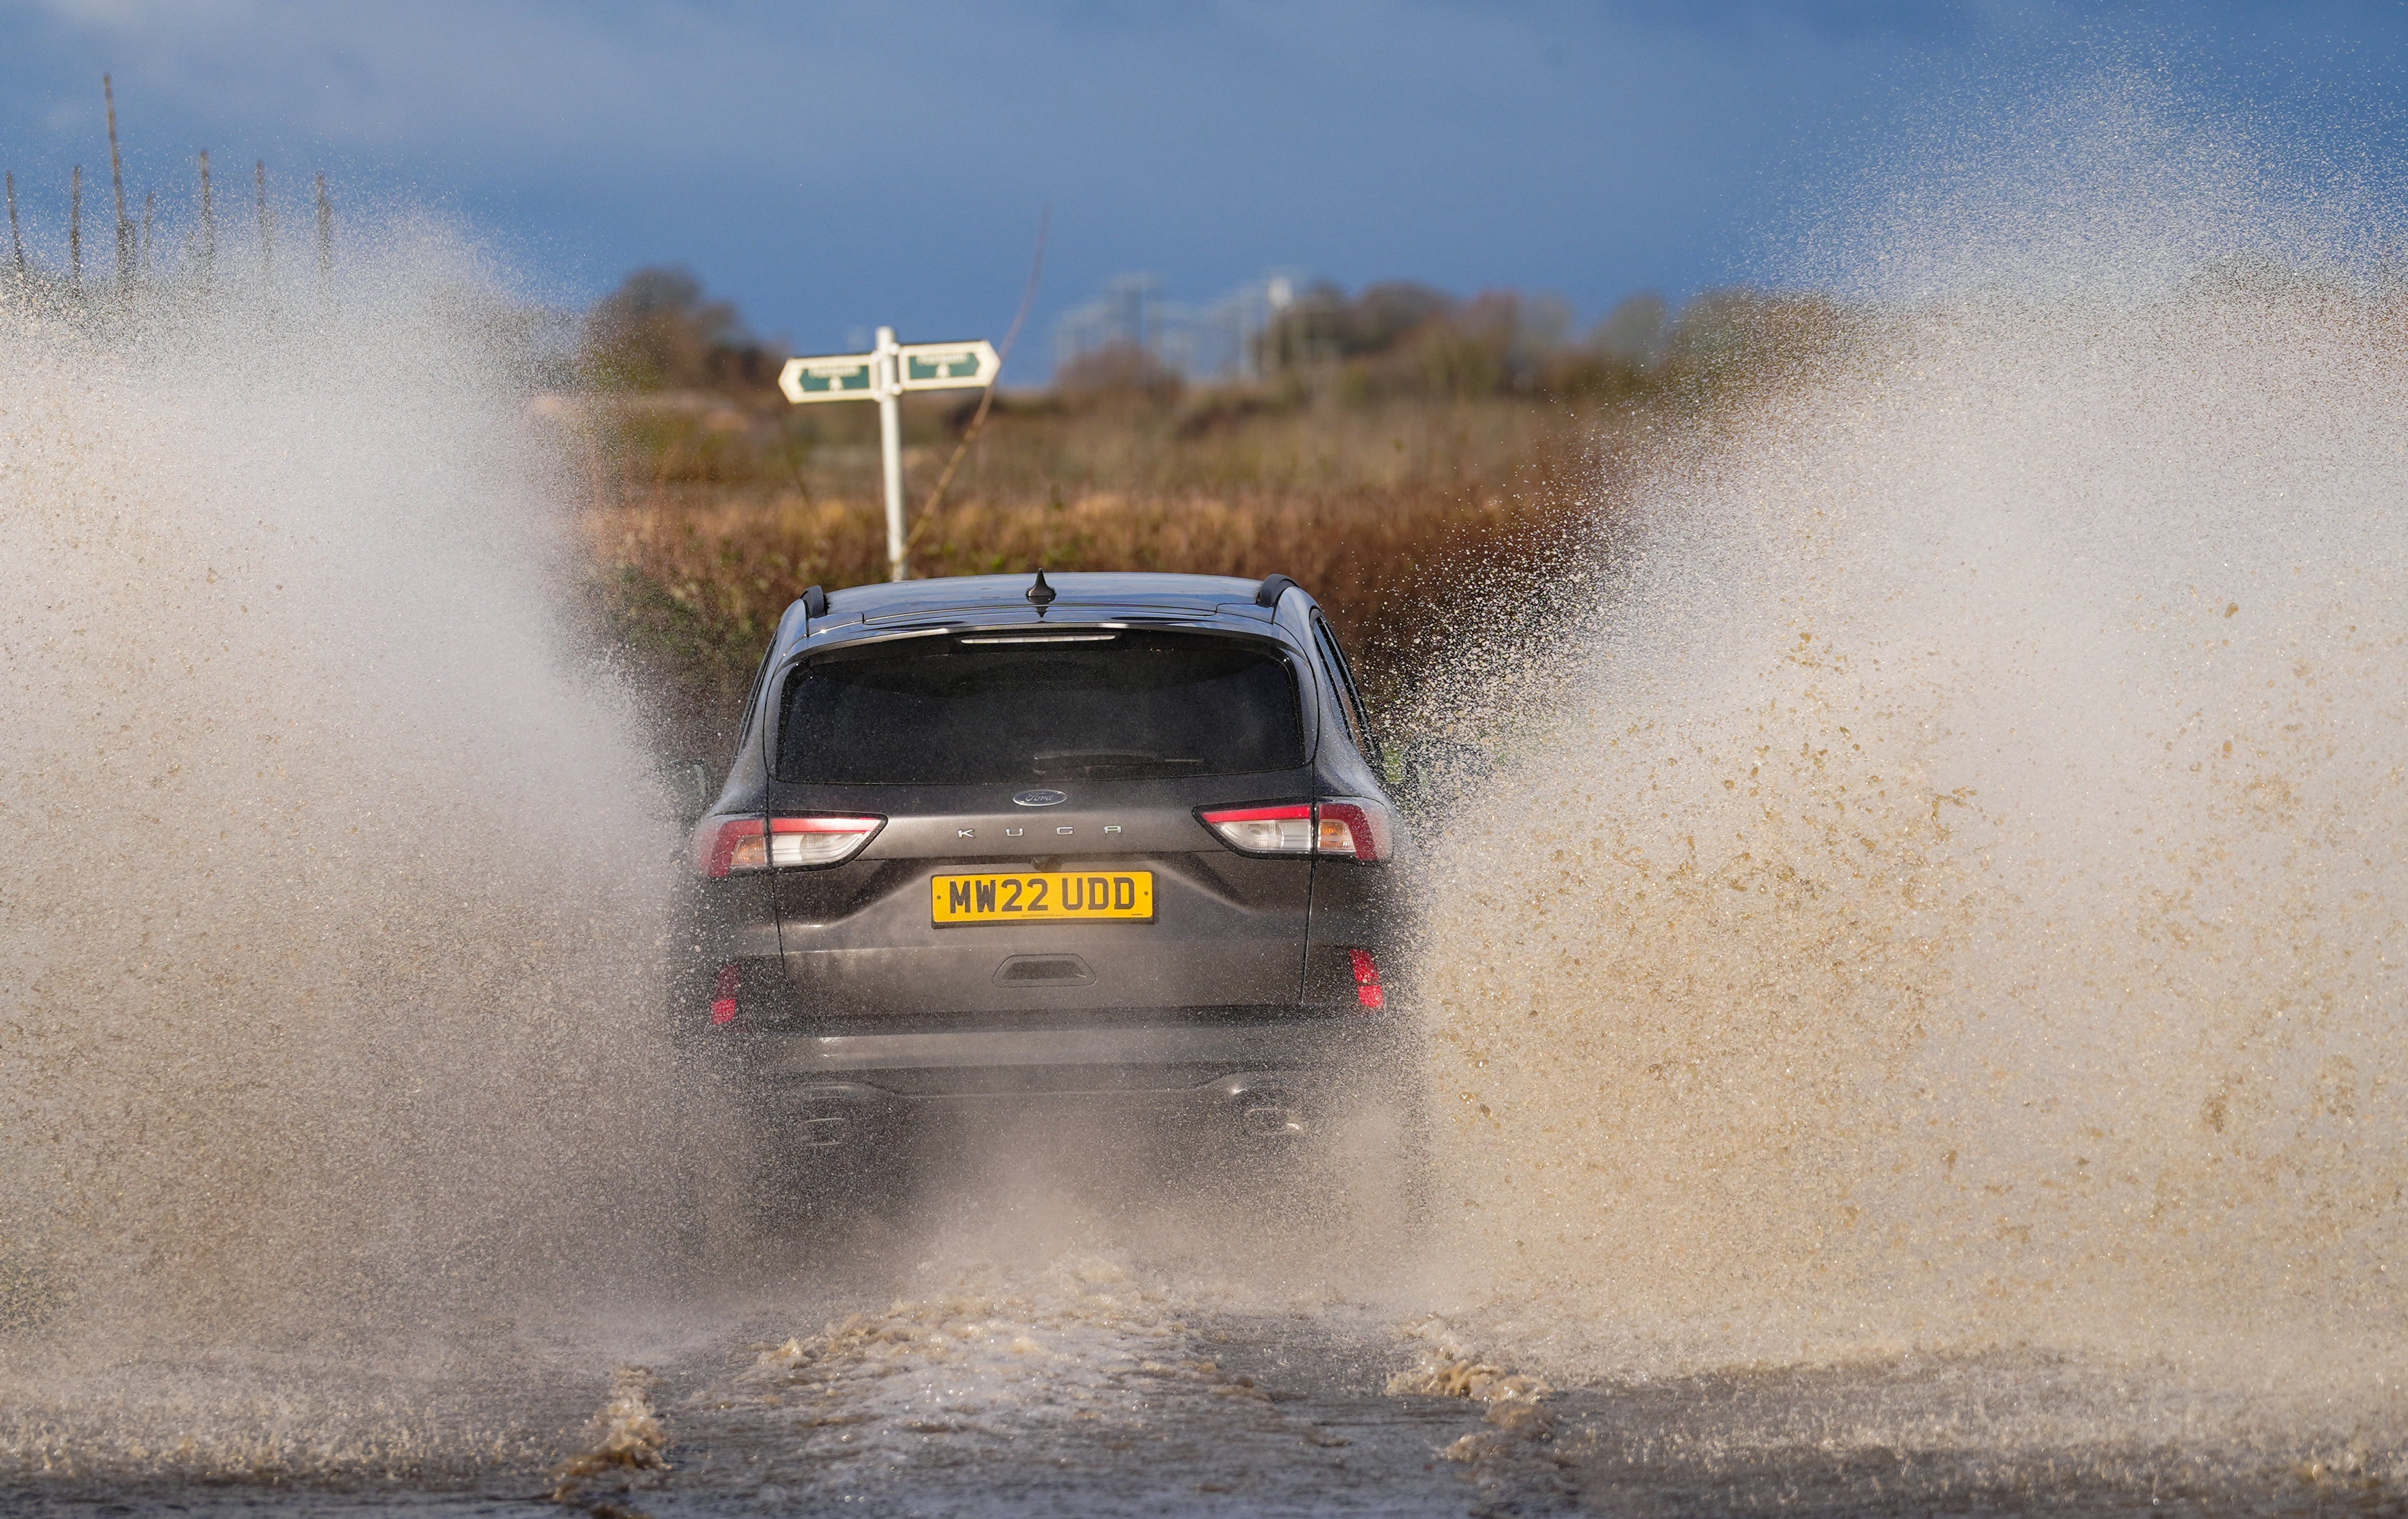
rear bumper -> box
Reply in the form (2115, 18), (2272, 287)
(735, 1017), (1383, 1087)
(715, 1017), (1397, 1142)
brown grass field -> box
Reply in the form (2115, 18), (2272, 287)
(563, 289), (1843, 760)
(573, 399), (1623, 757)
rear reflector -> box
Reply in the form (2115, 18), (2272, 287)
(709, 964), (740, 1025)
(692, 814), (884, 876)
(1348, 947), (1385, 1011)
(1198, 798), (1393, 863)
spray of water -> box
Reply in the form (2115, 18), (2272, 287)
(1416, 83), (2408, 1451)
(0, 227), (679, 1476)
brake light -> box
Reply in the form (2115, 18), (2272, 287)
(1197, 799), (1393, 863)
(1348, 948), (1385, 1011)
(692, 814), (884, 876)
(709, 964), (740, 1025)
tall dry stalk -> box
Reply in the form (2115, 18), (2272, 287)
(104, 74), (131, 292)
(198, 148), (215, 281)
(255, 160), (271, 281)
(314, 173), (333, 297)
(68, 165), (81, 295)
(7, 171), (24, 285)
(905, 205), (1049, 557)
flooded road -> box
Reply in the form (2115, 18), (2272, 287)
(6, 1229), (2387, 1519)
(6, 1149), (2395, 1519)
(637, 1285), (1528, 1517)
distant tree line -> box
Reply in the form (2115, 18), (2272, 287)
(1038, 279), (1842, 408)
(1244, 279), (1841, 403)
(577, 265), (1841, 408)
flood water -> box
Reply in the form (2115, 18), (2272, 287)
(7, 1190), (2388, 1518)
(3, 80), (2405, 1516)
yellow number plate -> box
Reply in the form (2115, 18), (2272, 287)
(932, 871), (1154, 925)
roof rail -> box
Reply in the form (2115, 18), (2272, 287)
(1254, 573), (1298, 609)
(801, 585), (828, 619)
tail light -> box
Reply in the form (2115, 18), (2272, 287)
(1197, 798), (1393, 863)
(767, 815), (883, 868)
(709, 964), (740, 1025)
(692, 814), (884, 877)
(1348, 947), (1385, 1011)
(1197, 803), (1315, 855)
(694, 816), (767, 877)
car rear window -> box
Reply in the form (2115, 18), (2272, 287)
(776, 630), (1306, 785)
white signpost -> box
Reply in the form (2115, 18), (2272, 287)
(778, 329), (1001, 582)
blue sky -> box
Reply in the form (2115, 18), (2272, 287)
(4, 3), (2402, 372)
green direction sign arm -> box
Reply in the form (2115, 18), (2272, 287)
(778, 354), (879, 404)
(896, 339), (1000, 392)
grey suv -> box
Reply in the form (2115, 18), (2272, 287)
(678, 570), (1406, 1217)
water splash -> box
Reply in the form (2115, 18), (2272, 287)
(0, 227), (678, 1473)
(1417, 80), (2408, 1452)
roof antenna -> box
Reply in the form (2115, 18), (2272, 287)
(1024, 566), (1057, 608)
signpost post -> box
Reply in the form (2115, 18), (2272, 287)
(778, 330), (1000, 582)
